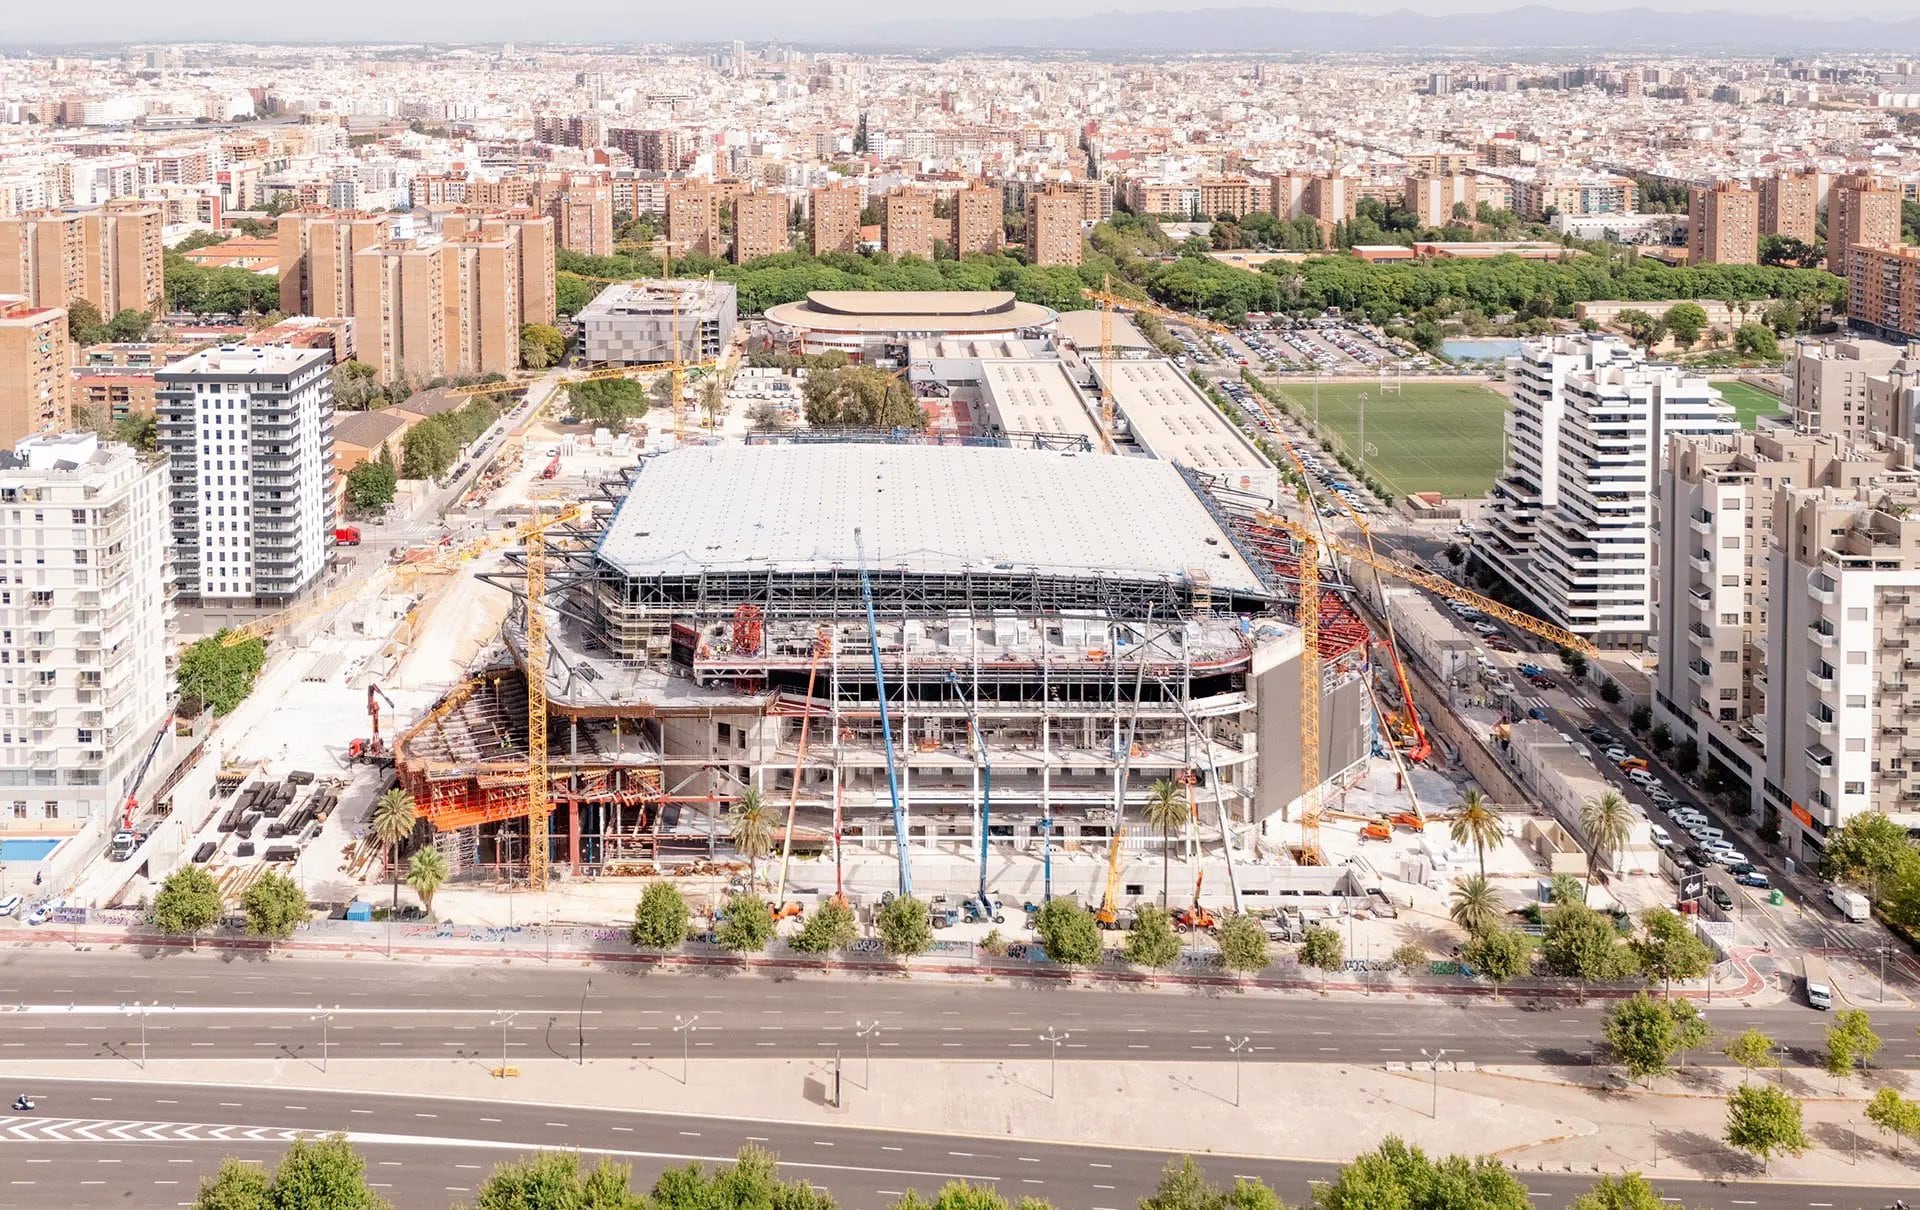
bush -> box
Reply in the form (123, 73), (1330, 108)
(1034, 897), (1103, 965)
(630, 882), (689, 949)
(876, 894), (933, 957)
(714, 892), (775, 953)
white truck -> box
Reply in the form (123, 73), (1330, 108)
(1803, 954), (1833, 1010)
(1829, 886), (1871, 923)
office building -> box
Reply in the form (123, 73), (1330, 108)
(155, 344), (334, 604)
(575, 279), (737, 366)
(1759, 170), (1819, 244)
(1655, 427), (1913, 818)
(666, 183), (721, 259)
(1024, 187), (1084, 267)
(0, 202), (165, 318)
(952, 184), (1004, 255)
(1847, 243), (1920, 343)
(882, 190), (937, 260)
(810, 185), (862, 255)
(732, 191), (789, 264)
(1688, 181), (1759, 265)
(0, 432), (171, 821)
(1828, 175), (1903, 275)
(1477, 335), (1736, 645)
(0, 296), (70, 447)
(276, 210), (388, 318)
(547, 176), (615, 258)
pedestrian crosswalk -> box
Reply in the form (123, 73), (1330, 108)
(0, 1115), (311, 1144)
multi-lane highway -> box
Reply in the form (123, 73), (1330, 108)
(0, 950), (1912, 1068)
(0, 1078), (1911, 1210)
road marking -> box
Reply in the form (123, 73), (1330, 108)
(612, 1127), (633, 1133)
(950, 1151), (974, 1158)
(546, 1122), (569, 1128)
(679, 1131), (701, 1137)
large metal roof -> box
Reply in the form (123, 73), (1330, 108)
(595, 443), (1267, 595)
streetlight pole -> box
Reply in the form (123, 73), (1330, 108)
(856, 1019), (879, 1090)
(1225, 1035), (1250, 1107)
(490, 1010), (518, 1078)
(577, 977), (592, 1066)
(311, 1006), (336, 1073)
(1357, 392), (1368, 475)
(1420, 1047), (1450, 1119)
(1879, 946), (1889, 1004)
(674, 1013), (699, 1085)
(1038, 1026), (1069, 1100)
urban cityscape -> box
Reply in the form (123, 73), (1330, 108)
(6, 7), (1920, 1207)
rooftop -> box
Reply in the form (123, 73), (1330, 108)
(765, 290), (1056, 334)
(1093, 359), (1274, 478)
(155, 343), (329, 379)
(594, 443), (1267, 595)
(576, 278), (737, 319)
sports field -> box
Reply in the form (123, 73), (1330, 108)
(1713, 380), (1785, 429)
(1265, 380), (1510, 500)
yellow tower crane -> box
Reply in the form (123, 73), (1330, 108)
(524, 508), (552, 891)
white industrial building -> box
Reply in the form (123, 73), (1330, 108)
(0, 434), (171, 821)
(155, 344), (335, 604)
(1478, 334), (1735, 646)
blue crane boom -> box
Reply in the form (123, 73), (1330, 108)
(854, 529), (912, 896)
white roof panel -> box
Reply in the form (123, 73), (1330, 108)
(597, 443), (1266, 595)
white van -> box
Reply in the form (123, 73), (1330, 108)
(1830, 886), (1871, 923)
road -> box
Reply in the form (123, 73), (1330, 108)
(0, 951), (1913, 1068)
(0, 1077), (1913, 1210)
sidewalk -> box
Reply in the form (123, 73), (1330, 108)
(10, 1055), (1920, 1187)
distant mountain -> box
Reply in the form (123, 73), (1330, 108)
(819, 5), (1920, 54)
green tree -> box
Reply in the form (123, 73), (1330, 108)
(876, 894), (933, 957)
(344, 458), (397, 511)
(1580, 790), (1633, 881)
(331, 360), (382, 411)
(112, 410), (159, 453)
(1462, 924), (1532, 999)
(568, 377), (649, 424)
(1648, 723), (1672, 754)
(404, 847), (447, 914)
(1865, 1085), (1920, 1155)
(1391, 941), (1429, 974)
(728, 787), (775, 888)
(1662, 302), (1708, 348)
(1539, 899), (1639, 981)
(66, 298), (106, 344)
(1216, 912), (1272, 972)
(1722, 1027), (1779, 1081)
(789, 898), (858, 954)
(630, 881), (689, 949)
(1560, 648), (1588, 679)
(1614, 308), (1665, 350)
(1567, 1173), (1664, 1210)
(1034, 897), (1103, 965)
(1448, 789), (1501, 878)
(714, 892), (775, 953)
(241, 871), (308, 940)
(1297, 924), (1342, 985)
(1315, 1136), (1531, 1210)
(153, 866), (223, 947)
(1138, 1156), (1291, 1210)
(471, 1151), (642, 1209)
(256, 1134), (387, 1209)
(1633, 907), (1715, 993)
(370, 788), (417, 913)
(401, 419), (458, 479)
(1604, 992), (1708, 1084)
(1143, 777), (1186, 906)
(518, 322), (567, 370)
(1734, 322), (1781, 360)
(1724, 1081), (1807, 1168)
(651, 1146), (834, 1210)
(194, 1158), (271, 1209)
(1448, 874), (1501, 937)
(105, 308), (154, 342)
(1824, 1008), (1882, 1078)
(176, 633), (268, 716)
(1629, 704), (1652, 733)
(1599, 679), (1623, 705)
(1124, 904), (1182, 968)
(1673, 738), (1700, 776)
(1821, 811), (1915, 898)
(801, 366), (927, 429)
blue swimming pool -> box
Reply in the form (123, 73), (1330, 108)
(1442, 338), (1524, 361)
(0, 838), (58, 862)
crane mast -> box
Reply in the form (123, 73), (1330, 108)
(854, 529), (912, 896)
(525, 513), (551, 891)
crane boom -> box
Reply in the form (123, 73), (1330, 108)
(854, 529), (912, 896)
(774, 626), (831, 904)
(525, 513), (551, 891)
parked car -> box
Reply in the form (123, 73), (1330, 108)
(1648, 825), (1672, 849)
(1627, 768), (1659, 787)
(0, 894), (20, 918)
(1734, 869), (1772, 889)
(25, 899), (61, 927)
(1711, 849), (1750, 867)
(1604, 747), (1630, 763)
(1708, 885), (1736, 912)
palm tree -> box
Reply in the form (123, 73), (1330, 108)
(1142, 778), (1187, 908)
(1448, 790), (1501, 878)
(1580, 790), (1633, 885)
(729, 787), (775, 889)
(699, 378), (725, 430)
(406, 847), (448, 915)
(1449, 874), (1501, 937)
(370, 788), (418, 913)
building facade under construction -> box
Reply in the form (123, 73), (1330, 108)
(394, 441), (1372, 884)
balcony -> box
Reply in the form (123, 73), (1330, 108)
(1689, 622), (1713, 640)
(1806, 711), (1836, 736)
(1809, 577), (1837, 605)
(1808, 669), (1836, 692)
(1690, 513), (1714, 535)
(1805, 745), (1835, 774)
(1689, 588), (1712, 611)
(1690, 553), (1712, 574)
(1809, 623), (1838, 648)
(1687, 659), (1712, 683)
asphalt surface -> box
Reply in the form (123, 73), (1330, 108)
(1, 950), (1916, 1070)
(0, 1077), (1913, 1210)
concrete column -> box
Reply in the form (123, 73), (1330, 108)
(568, 800), (581, 874)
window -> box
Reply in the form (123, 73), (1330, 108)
(1845, 781), (1866, 795)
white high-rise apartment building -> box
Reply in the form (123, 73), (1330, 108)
(0, 433), (170, 821)
(155, 345), (335, 604)
(1479, 335), (1735, 646)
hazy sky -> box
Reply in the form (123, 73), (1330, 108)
(5, 0), (1913, 45)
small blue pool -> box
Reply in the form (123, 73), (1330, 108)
(0, 838), (58, 862)
(1442, 338), (1524, 360)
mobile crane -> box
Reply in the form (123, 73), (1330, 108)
(854, 529), (912, 897)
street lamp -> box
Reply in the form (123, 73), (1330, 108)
(1038, 1026), (1069, 1100)
(1879, 945), (1890, 1004)
(490, 1010), (518, 1078)
(311, 1006), (337, 1073)
(123, 1001), (155, 1070)
(674, 1013), (699, 1085)
(1225, 1035), (1250, 1107)
(1419, 1047), (1450, 1119)
(855, 1019), (880, 1090)
(577, 977), (592, 1066)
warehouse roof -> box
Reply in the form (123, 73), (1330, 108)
(975, 359), (1104, 446)
(1094, 359), (1272, 475)
(596, 443), (1266, 594)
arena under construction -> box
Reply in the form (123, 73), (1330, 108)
(394, 439), (1374, 893)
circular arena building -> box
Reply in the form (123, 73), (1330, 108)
(762, 290), (1057, 361)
